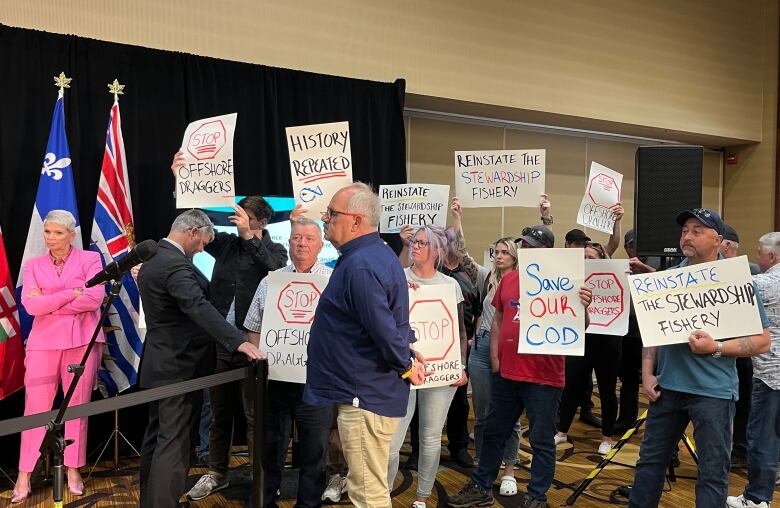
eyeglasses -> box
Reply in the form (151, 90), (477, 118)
(321, 207), (364, 220)
(410, 239), (430, 248)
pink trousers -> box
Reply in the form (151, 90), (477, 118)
(18, 344), (103, 472)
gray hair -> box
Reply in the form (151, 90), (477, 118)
(758, 232), (780, 257)
(345, 182), (381, 228)
(408, 225), (447, 268)
(43, 209), (76, 232)
(171, 209), (214, 238)
(291, 218), (322, 236)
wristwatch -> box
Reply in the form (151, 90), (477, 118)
(711, 342), (723, 358)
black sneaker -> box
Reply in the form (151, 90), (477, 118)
(451, 448), (476, 468)
(447, 480), (494, 507)
(520, 494), (550, 508)
(579, 409), (602, 428)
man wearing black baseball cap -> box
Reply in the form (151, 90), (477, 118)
(564, 229), (590, 248)
(517, 225), (555, 248)
(629, 208), (771, 508)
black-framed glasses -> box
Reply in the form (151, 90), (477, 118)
(321, 207), (364, 220)
(410, 239), (430, 248)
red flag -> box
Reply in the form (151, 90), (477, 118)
(0, 226), (24, 399)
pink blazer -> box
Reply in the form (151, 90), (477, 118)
(21, 248), (106, 351)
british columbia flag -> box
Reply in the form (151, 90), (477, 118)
(89, 99), (144, 394)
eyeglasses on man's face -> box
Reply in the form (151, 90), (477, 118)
(321, 207), (364, 220)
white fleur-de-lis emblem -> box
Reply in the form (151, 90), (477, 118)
(41, 153), (71, 181)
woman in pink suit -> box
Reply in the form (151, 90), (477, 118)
(12, 210), (105, 503)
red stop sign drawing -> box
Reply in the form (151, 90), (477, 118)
(409, 299), (456, 361)
(585, 272), (624, 327)
(277, 281), (322, 325)
(187, 120), (228, 160)
(588, 173), (620, 207)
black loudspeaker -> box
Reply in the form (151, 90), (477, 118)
(634, 146), (703, 257)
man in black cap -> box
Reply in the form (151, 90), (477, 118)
(720, 223), (761, 275)
(517, 224), (555, 249)
(564, 229), (590, 248)
(629, 208), (771, 508)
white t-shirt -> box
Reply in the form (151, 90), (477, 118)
(404, 267), (465, 304)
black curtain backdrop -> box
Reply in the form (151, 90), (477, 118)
(0, 24), (406, 468)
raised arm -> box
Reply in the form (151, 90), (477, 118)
(605, 203), (624, 257)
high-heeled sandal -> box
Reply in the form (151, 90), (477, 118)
(11, 488), (31, 503)
(67, 481), (85, 496)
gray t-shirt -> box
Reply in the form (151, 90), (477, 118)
(404, 267), (465, 304)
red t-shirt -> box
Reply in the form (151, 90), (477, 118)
(491, 270), (565, 387)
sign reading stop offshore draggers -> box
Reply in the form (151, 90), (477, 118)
(408, 284), (462, 389)
(259, 271), (330, 383)
(177, 113), (237, 208)
(585, 259), (630, 336)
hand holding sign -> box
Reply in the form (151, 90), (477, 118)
(688, 330), (718, 355)
(289, 204), (308, 222)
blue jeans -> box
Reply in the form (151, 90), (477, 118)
(468, 331), (521, 464)
(471, 374), (562, 501)
(629, 388), (734, 508)
(388, 385), (456, 497)
(743, 378), (780, 503)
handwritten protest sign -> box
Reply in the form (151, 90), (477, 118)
(576, 162), (623, 234)
(517, 248), (585, 356)
(286, 121), (353, 220)
(483, 244), (496, 269)
(454, 150), (545, 208)
(177, 113), (237, 208)
(629, 256), (762, 347)
(408, 284), (462, 389)
(585, 259), (630, 336)
(259, 272), (330, 383)
(379, 184), (449, 233)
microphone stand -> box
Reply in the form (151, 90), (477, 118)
(32, 279), (123, 507)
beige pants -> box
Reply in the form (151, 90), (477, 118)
(337, 404), (400, 508)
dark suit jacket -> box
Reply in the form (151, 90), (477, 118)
(137, 240), (246, 388)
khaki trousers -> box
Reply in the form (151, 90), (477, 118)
(337, 404), (400, 508)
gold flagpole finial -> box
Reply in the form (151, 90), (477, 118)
(108, 79), (125, 103)
(53, 72), (72, 98)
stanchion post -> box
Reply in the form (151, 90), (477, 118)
(251, 360), (268, 508)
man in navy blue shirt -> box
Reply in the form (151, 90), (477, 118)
(304, 182), (427, 508)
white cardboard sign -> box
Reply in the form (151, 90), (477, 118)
(177, 113), (238, 208)
(259, 271), (330, 383)
(454, 150), (545, 208)
(408, 284), (462, 389)
(286, 121), (353, 220)
(628, 256), (763, 347)
(576, 162), (623, 234)
(517, 248), (585, 356)
(585, 259), (630, 336)
(379, 184), (449, 233)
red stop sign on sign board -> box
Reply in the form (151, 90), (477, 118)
(277, 281), (321, 325)
(187, 120), (228, 160)
(409, 299), (455, 361)
(585, 272), (624, 327)
(588, 173), (620, 207)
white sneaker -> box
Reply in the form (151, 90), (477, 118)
(322, 474), (347, 503)
(725, 494), (769, 508)
(598, 441), (613, 455)
(554, 434), (568, 446)
(411, 502), (427, 508)
(185, 473), (229, 501)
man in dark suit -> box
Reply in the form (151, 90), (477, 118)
(137, 209), (265, 508)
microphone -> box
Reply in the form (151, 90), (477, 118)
(85, 239), (158, 287)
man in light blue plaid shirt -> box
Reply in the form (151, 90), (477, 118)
(243, 217), (335, 507)
(727, 232), (780, 508)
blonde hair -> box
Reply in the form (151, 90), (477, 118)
(484, 237), (518, 300)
